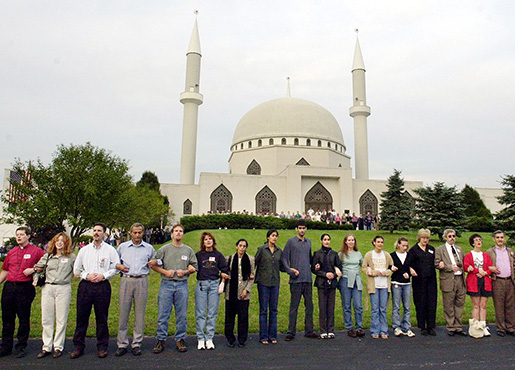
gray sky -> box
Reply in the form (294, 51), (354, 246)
(1, 1), (514, 189)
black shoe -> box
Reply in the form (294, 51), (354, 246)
(304, 332), (319, 339)
(447, 331), (455, 336)
(0, 348), (11, 357)
(37, 350), (51, 359)
(421, 329), (428, 336)
(132, 347), (142, 356)
(356, 329), (366, 337)
(428, 328), (437, 336)
(115, 347), (128, 357)
(348, 329), (357, 338)
(238, 342), (246, 348)
(15, 349), (26, 358)
(285, 334), (294, 342)
(507, 331), (515, 336)
(456, 331), (467, 337)
(227, 342), (236, 348)
(153, 340), (165, 354)
(497, 331), (506, 337)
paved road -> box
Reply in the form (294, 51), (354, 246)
(2, 326), (515, 369)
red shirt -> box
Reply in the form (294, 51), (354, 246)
(1, 243), (45, 282)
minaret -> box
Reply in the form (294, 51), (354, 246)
(349, 30), (371, 180)
(179, 13), (203, 184)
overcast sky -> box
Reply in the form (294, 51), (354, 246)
(1, 1), (514, 190)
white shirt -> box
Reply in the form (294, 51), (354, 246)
(73, 241), (120, 280)
(445, 242), (462, 276)
(471, 250), (484, 270)
(372, 251), (387, 289)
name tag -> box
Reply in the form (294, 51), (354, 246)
(181, 255), (188, 261)
(429, 250), (434, 254)
(23, 254), (31, 259)
(209, 257), (216, 262)
(61, 258), (68, 263)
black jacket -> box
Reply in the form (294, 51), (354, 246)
(390, 251), (412, 284)
(311, 247), (342, 289)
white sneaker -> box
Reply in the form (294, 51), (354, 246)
(394, 328), (403, 337)
(405, 330), (416, 338)
(205, 339), (215, 350)
(327, 333), (335, 339)
(197, 339), (205, 350)
(320, 333), (328, 339)
(483, 325), (491, 337)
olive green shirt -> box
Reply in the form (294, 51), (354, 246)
(154, 243), (198, 281)
(35, 253), (76, 285)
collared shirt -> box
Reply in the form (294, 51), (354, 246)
(494, 245), (511, 278)
(445, 243), (462, 275)
(154, 243), (198, 281)
(1, 244), (44, 282)
(35, 253), (76, 285)
(73, 241), (120, 280)
(117, 240), (156, 276)
(339, 250), (363, 290)
(254, 243), (283, 287)
(282, 236), (313, 284)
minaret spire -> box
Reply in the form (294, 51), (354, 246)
(286, 77), (291, 97)
(349, 29), (371, 180)
(179, 11), (203, 185)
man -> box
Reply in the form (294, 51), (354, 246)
(71, 222), (120, 359)
(281, 219), (318, 341)
(0, 227), (44, 358)
(115, 223), (156, 357)
(435, 229), (467, 336)
(486, 230), (515, 336)
(151, 224), (197, 354)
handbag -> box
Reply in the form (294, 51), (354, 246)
(35, 254), (50, 287)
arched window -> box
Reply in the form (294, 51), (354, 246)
(304, 182), (333, 212)
(248, 141), (252, 148)
(246, 160), (261, 175)
(327, 142), (331, 148)
(240, 143), (243, 149)
(281, 138), (286, 145)
(296, 158), (310, 166)
(269, 138), (274, 145)
(183, 199), (192, 215)
(317, 140), (322, 147)
(359, 189), (378, 216)
(294, 138), (299, 146)
(258, 139), (262, 147)
(306, 138), (311, 146)
(255, 186), (277, 215)
(210, 184), (233, 213)
(335, 144), (338, 150)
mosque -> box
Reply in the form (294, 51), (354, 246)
(160, 18), (428, 221)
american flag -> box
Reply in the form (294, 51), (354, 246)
(8, 170), (28, 203)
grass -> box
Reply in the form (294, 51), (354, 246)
(1, 229), (500, 338)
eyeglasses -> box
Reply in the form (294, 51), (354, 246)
(447, 235), (456, 238)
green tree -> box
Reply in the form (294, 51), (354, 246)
(414, 182), (465, 241)
(137, 171), (160, 192)
(461, 184), (493, 231)
(379, 169), (413, 233)
(495, 175), (515, 246)
(135, 171), (171, 228)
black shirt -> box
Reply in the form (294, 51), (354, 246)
(408, 243), (436, 279)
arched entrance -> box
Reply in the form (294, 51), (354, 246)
(210, 184), (233, 213)
(304, 181), (333, 212)
(255, 186), (277, 215)
(359, 189), (378, 215)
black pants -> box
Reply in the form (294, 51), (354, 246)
(288, 282), (314, 336)
(224, 299), (249, 345)
(317, 288), (336, 334)
(73, 280), (111, 351)
(412, 276), (437, 330)
(1, 282), (35, 352)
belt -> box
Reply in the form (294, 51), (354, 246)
(122, 275), (145, 279)
(6, 281), (32, 286)
(496, 277), (511, 280)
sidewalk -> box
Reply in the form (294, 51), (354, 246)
(1, 326), (514, 369)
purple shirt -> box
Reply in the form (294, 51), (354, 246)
(494, 246), (512, 278)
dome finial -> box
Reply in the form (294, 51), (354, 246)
(194, 10), (199, 16)
(286, 77), (291, 98)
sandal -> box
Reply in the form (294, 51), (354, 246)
(260, 340), (269, 345)
(371, 334), (379, 339)
(381, 333), (389, 339)
(269, 339), (277, 344)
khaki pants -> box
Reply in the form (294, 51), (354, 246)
(441, 276), (466, 332)
(117, 276), (149, 348)
(492, 278), (515, 333)
(41, 284), (72, 352)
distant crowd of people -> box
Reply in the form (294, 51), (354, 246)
(0, 222), (512, 361)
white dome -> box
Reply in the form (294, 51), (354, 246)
(232, 97), (345, 147)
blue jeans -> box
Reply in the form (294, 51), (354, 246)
(195, 280), (220, 340)
(370, 288), (389, 335)
(339, 277), (363, 330)
(391, 283), (411, 332)
(156, 280), (188, 342)
(257, 283), (280, 341)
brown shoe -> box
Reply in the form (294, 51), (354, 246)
(176, 339), (187, 353)
(153, 340), (165, 354)
(356, 329), (366, 337)
(70, 350), (83, 359)
(348, 329), (357, 338)
(52, 350), (62, 358)
(37, 350), (51, 359)
(97, 350), (108, 358)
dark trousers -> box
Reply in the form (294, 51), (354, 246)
(224, 299), (249, 345)
(288, 282), (314, 336)
(73, 280), (111, 352)
(412, 276), (437, 330)
(317, 288), (336, 334)
(1, 282), (35, 352)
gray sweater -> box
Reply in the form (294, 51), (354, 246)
(281, 236), (312, 284)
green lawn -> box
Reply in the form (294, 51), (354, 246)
(4, 229), (500, 338)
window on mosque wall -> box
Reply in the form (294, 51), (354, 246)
(247, 160), (261, 175)
(359, 189), (378, 216)
(258, 139), (262, 147)
(210, 184), (232, 213)
(248, 141), (252, 149)
(281, 138), (286, 145)
(306, 138), (311, 146)
(255, 185), (277, 215)
(304, 181), (333, 212)
(335, 144), (338, 150)
(327, 142), (331, 148)
(294, 138), (299, 146)
(269, 138), (274, 145)
(183, 199), (192, 215)
(240, 143), (243, 149)
(318, 140), (322, 147)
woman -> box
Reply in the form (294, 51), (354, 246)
(362, 236), (395, 339)
(195, 232), (229, 350)
(338, 234), (365, 338)
(409, 228), (437, 336)
(390, 237), (415, 337)
(224, 239), (255, 347)
(464, 233), (493, 337)
(254, 229), (283, 345)
(33, 232), (76, 358)
(312, 234), (341, 338)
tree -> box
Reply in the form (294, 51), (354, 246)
(2, 143), (168, 243)
(137, 171), (160, 192)
(460, 184), (493, 231)
(414, 182), (465, 241)
(379, 169), (413, 233)
(495, 175), (515, 246)
(135, 171), (171, 228)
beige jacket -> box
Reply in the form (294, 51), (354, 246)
(361, 250), (394, 294)
(224, 253), (255, 301)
